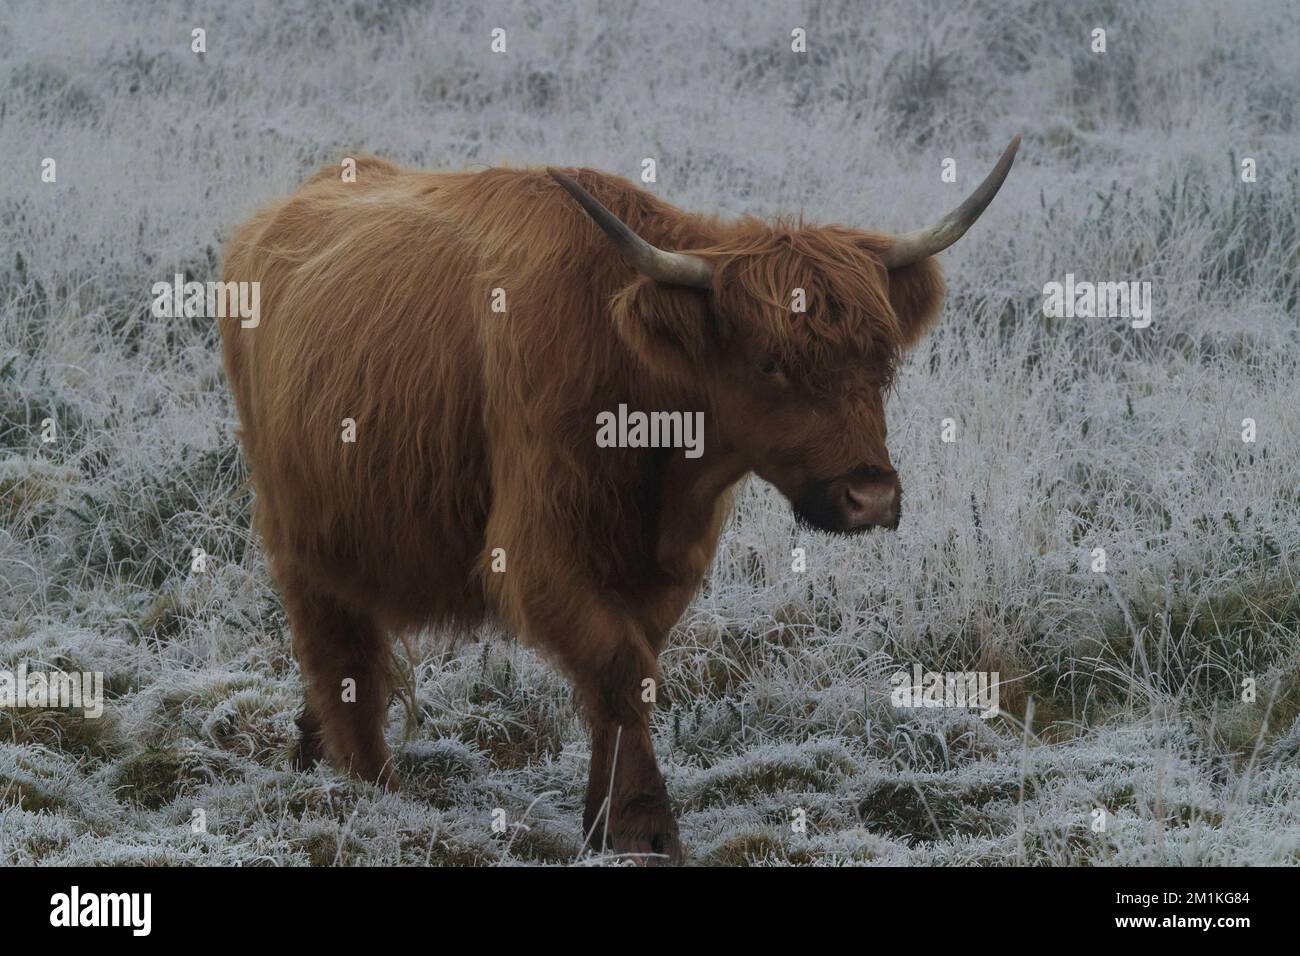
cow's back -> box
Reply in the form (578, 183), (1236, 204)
(221, 157), (493, 628)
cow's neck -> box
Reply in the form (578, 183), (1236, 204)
(651, 431), (748, 587)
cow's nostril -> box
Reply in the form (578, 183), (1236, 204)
(844, 485), (873, 517)
(841, 479), (899, 530)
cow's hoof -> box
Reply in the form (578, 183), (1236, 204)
(374, 767), (404, 793)
(609, 796), (683, 866)
(348, 755), (403, 793)
(292, 717), (324, 771)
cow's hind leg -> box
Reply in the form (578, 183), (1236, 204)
(281, 578), (398, 787)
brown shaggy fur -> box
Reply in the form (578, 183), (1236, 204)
(220, 156), (946, 862)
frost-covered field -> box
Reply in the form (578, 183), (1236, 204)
(2, 0), (1299, 865)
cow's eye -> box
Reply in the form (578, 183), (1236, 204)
(758, 358), (781, 376)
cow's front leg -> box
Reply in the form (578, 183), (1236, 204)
(523, 595), (679, 864)
(583, 709), (679, 865)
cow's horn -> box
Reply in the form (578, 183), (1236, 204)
(548, 168), (713, 288)
(879, 135), (1022, 270)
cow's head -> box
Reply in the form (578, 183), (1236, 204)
(550, 137), (1019, 535)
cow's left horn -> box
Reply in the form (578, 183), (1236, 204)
(879, 135), (1022, 270)
(548, 168), (713, 288)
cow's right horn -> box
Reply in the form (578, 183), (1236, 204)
(879, 135), (1022, 270)
(548, 168), (713, 288)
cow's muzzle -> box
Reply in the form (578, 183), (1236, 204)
(792, 466), (901, 535)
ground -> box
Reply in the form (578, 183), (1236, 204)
(1, 0), (1298, 865)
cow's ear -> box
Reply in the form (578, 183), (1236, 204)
(886, 257), (946, 350)
(610, 278), (711, 385)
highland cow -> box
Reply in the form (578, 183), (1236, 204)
(219, 137), (1020, 863)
